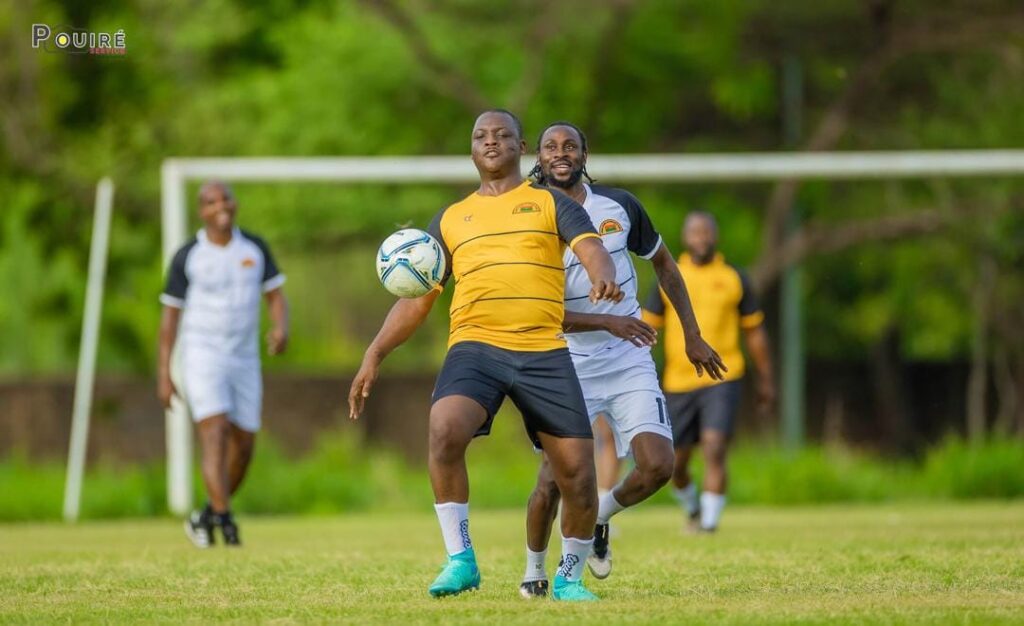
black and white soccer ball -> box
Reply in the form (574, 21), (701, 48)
(376, 228), (446, 298)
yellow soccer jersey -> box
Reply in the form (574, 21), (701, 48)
(427, 180), (599, 351)
(642, 253), (764, 392)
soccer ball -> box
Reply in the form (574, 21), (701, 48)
(376, 228), (447, 298)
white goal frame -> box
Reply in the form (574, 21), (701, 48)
(160, 150), (1024, 515)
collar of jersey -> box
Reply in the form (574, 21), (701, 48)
(197, 226), (241, 248)
(679, 251), (724, 267)
(472, 179), (530, 199)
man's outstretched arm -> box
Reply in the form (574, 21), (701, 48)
(348, 290), (440, 419)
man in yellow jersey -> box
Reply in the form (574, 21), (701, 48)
(643, 212), (775, 533)
(348, 110), (622, 601)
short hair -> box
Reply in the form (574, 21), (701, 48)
(684, 211), (718, 234)
(528, 121), (595, 185)
(198, 180), (234, 202)
(477, 108), (524, 140)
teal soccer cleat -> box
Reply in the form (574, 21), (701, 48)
(428, 549), (481, 598)
(552, 575), (599, 601)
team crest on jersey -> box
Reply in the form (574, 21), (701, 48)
(513, 202), (540, 214)
(241, 258), (256, 268)
(598, 219), (623, 235)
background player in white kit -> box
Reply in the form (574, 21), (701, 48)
(519, 123), (725, 596)
(158, 181), (289, 548)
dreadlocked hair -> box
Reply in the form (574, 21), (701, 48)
(528, 121), (596, 185)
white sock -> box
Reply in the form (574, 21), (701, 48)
(434, 502), (472, 556)
(700, 492), (726, 530)
(556, 535), (593, 582)
(673, 484), (700, 516)
(523, 547), (547, 582)
(596, 490), (626, 524)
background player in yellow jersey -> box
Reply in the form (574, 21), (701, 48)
(348, 110), (622, 601)
(643, 212), (776, 533)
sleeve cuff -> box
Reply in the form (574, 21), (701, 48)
(740, 311), (765, 329)
(568, 232), (600, 249)
(262, 274), (286, 293)
(641, 309), (665, 329)
(638, 235), (663, 260)
(159, 294), (184, 309)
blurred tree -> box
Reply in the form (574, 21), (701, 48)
(1, 0), (1022, 437)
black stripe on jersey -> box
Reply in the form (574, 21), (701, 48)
(450, 230), (559, 256)
(453, 323), (551, 335)
(564, 274), (637, 302)
(566, 245), (628, 269)
(459, 261), (564, 279)
(449, 295), (563, 315)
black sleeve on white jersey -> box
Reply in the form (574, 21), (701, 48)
(735, 267), (762, 317)
(244, 231), (286, 292)
(426, 207), (453, 286)
(643, 278), (666, 316)
(546, 187), (598, 245)
(593, 186), (662, 259)
(160, 238), (197, 308)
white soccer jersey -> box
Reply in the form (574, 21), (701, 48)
(160, 227), (285, 360)
(563, 184), (662, 381)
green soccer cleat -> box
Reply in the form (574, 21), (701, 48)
(428, 549), (481, 598)
(552, 575), (599, 601)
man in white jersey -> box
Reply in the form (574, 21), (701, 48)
(158, 181), (289, 548)
(519, 122), (725, 597)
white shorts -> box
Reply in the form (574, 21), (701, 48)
(181, 350), (262, 432)
(577, 359), (672, 458)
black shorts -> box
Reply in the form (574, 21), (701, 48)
(432, 341), (593, 449)
(666, 380), (742, 447)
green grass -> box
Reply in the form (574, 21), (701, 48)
(1, 503), (1023, 624)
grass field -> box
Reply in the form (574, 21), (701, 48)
(2, 503), (1023, 624)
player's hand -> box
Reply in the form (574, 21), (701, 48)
(157, 373), (178, 409)
(756, 379), (777, 415)
(603, 315), (658, 347)
(589, 279), (623, 304)
(348, 355), (380, 420)
(685, 335), (727, 381)
(266, 326), (288, 355)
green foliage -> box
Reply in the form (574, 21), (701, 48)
(2, 431), (1022, 522)
(2, 0), (1023, 374)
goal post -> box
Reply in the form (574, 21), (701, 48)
(160, 150), (1024, 515)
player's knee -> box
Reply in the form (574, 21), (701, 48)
(428, 420), (466, 464)
(556, 464), (596, 508)
(636, 454), (673, 491)
(706, 445), (727, 467)
(649, 455), (674, 488)
(558, 454), (595, 485)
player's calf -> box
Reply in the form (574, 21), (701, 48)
(587, 433), (673, 578)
